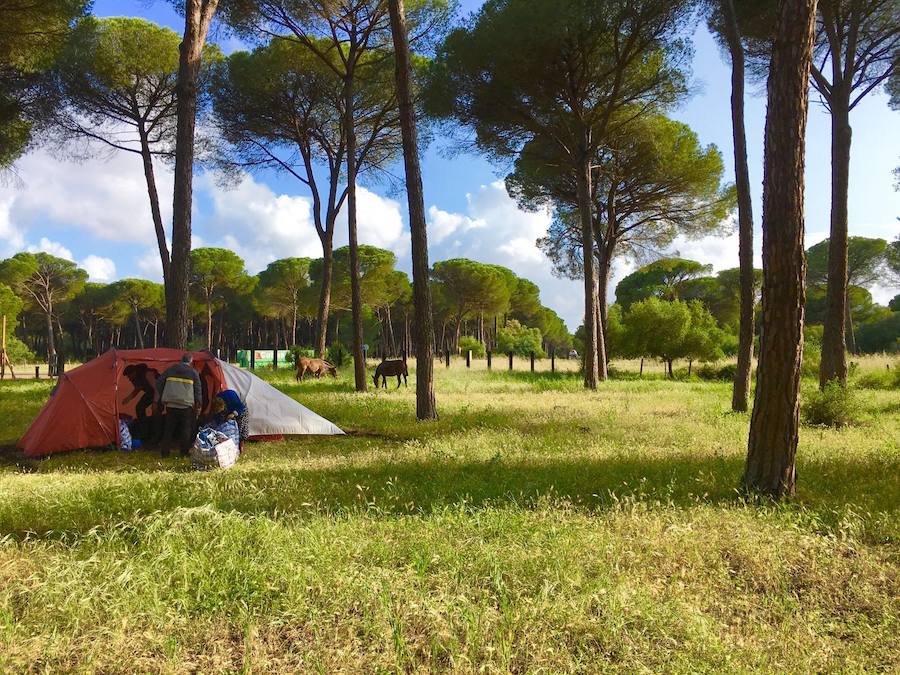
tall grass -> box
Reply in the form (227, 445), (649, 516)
(0, 363), (897, 671)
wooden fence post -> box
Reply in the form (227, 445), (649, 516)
(445, 350), (450, 368)
(487, 350), (492, 370)
(508, 352), (513, 370)
(530, 351), (535, 372)
(250, 347), (256, 371)
(35, 366), (40, 379)
(273, 348), (278, 371)
(466, 350), (471, 368)
(551, 348), (555, 373)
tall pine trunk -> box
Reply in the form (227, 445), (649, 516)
(745, 0), (816, 498)
(722, 0), (756, 412)
(576, 141), (601, 389)
(315, 243), (334, 358)
(167, 0), (218, 349)
(343, 71), (367, 392)
(138, 126), (170, 285)
(819, 91), (851, 388)
(389, 0), (437, 418)
(595, 238), (613, 372)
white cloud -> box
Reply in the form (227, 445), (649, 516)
(0, 195), (25, 257)
(427, 205), (486, 243)
(81, 255), (117, 282)
(1, 146), (172, 246)
(197, 173), (322, 273)
(136, 248), (165, 282)
(27, 237), (73, 260)
(336, 186), (408, 256)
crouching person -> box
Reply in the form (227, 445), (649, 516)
(157, 353), (202, 458)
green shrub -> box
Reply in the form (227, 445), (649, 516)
(458, 336), (486, 358)
(801, 343), (821, 378)
(803, 382), (863, 428)
(5, 335), (35, 364)
(496, 319), (545, 357)
(695, 363), (737, 381)
(327, 343), (347, 366)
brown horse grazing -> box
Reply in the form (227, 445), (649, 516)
(373, 359), (408, 389)
(295, 357), (337, 381)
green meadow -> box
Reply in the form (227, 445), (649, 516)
(0, 360), (898, 672)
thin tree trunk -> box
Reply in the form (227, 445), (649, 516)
(722, 0), (756, 412)
(595, 237), (613, 373)
(389, 0), (436, 418)
(138, 129), (170, 285)
(167, 0), (218, 349)
(315, 243), (334, 357)
(745, 0), (816, 498)
(133, 307), (145, 349)
(819, 92), (851, 387)
(576, 142), (601, 389)
(343, 70), (367, 392)
(206, 296), (213, 350)
(385, 303), (396, 355)
(45, 309), (56, 366)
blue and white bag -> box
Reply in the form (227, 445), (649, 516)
(191, 428), (239, 471)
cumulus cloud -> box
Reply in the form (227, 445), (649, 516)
(336, 186), (408, 256)
(197, 173), (322, 273)
(136, 248), (164, 282)
(0, 196), (25, 257)
(1, 146), (172, 246)
(81, 255), (117, 282)
(27, 237), (74, 260)
(427, 205), (486, 244)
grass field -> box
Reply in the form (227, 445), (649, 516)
(0, 358), (898, 672)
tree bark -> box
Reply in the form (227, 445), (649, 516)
(576, 141), (601, 389)
(133, 307), (144, 349)
(138, 127), (170, 285)
(819, 91), (851, 388)
(167, 0), (218, 349)
(595, 236), (614, 373)
(343, 70), (367, 392)
(722, 0), (755, 413)
(745, 0), (816, 498)
(45, 308), (56, 366)
(389, 0), (437, 418)
(206, 295), (213, 350)
(315, 243), (334, 358)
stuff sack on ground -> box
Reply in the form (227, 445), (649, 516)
(190, 428), (239, 471)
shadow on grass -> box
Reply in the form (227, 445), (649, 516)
(1, 450), (895, 543)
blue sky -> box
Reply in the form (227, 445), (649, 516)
(1, 0), (897, 330)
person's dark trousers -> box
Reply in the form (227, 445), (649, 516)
(135, 392), (154, 420)
(160, 406), (196, 458)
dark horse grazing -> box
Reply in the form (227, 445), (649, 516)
(373, 359), (408, 388)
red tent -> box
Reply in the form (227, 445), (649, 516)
(18, 348), (225, 457)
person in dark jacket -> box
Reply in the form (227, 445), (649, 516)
(156, 353), (202, 458)
(122, 364), (158, 420)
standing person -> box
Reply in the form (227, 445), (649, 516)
(156, 353), (202, 458)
